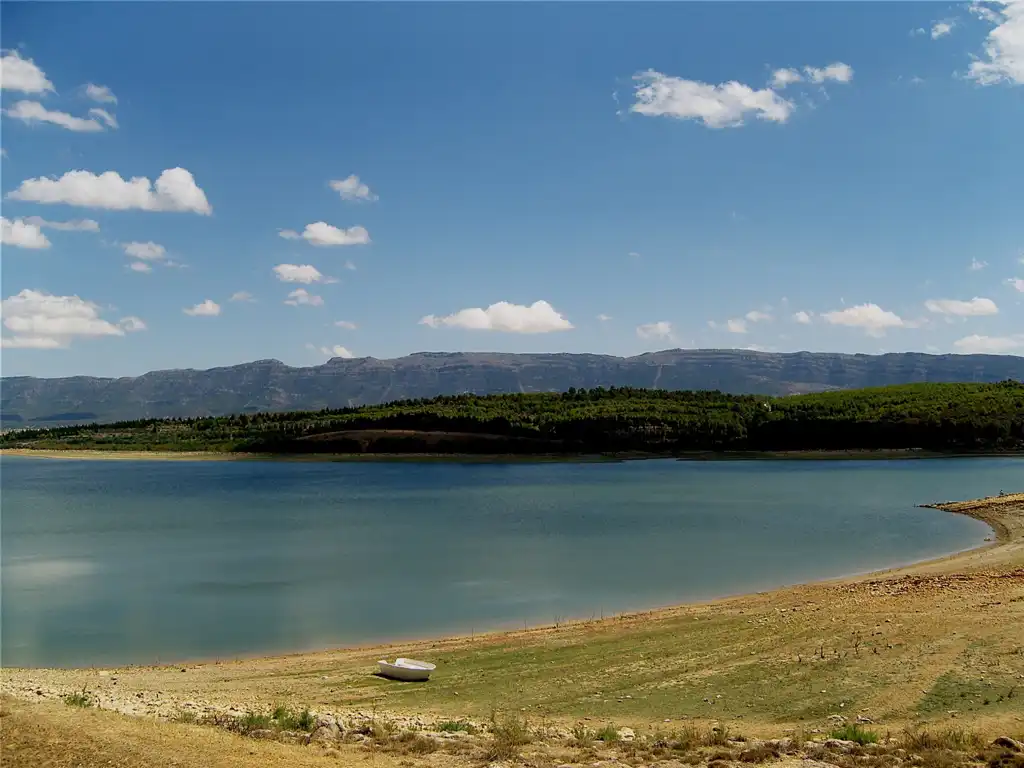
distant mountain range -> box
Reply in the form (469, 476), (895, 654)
(3, 349), (1023, 426)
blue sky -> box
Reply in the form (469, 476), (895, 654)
(1, 1), (1022, 378)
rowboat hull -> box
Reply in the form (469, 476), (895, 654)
(377, 658), (435, 681)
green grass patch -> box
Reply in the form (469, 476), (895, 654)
(829, 723), (879, 745)
(436, 720), (476, 734)
(63, 687), (92, 708)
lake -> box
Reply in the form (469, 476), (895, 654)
(2, 456), (1016, 668)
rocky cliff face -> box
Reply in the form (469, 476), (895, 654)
(3, 349), (1023, 425)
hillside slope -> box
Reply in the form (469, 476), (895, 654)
(3, 349), (1023, 425)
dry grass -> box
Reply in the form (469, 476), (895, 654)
(0, 695), (392, 768)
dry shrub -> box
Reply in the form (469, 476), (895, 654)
(486, 712), (531, 762)
(902, 727), (983, 752)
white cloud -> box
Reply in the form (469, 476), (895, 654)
(630, 69), (794, 128)
(745, 310), (772, 323)
(1, 217), (51, 249)
(770, 68), (803, 89)
(344, 259), (357, 271)
(1, 288), (144, 349)
(969, 258), (988, 271)
(273, 263), (327, 284)
(284, 288), (324, 307)
(84, 83), (117, 104)
(3, 100), (109, 132)
(278, 221), (370, 246)
(924, 297), (999, 316)
(803, 62), (855, 84)
(334, 320), (357, 329)
(1006, 277), (1024, 291)
(953, 333), (1024, 353)
(183, 299), (221, 317)
(23, 216), (99, 232)
(122, 241), (166, 261)
(128, 262), (151, 273)
(628, 251), (641, 258)
(230, 291), (255, 302)
(329, 175), (377, 202)
(932, 20), (956, 38)
(636, 321), (673, 340)
(420, 300), (573, 333)
(792, 310), (813, 324)
(88, 107), (118, 129)
(822, 303), (905, 336)
(0, 51), (54, 94)
(320, 345), (354, 358)
(597, 313), (612, 322)
(7, 167), (212, 214)
(969, 0), (1024, 84)
(726, 318), (748, 333)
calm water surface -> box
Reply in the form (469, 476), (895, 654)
(2, 456), (1016, 668)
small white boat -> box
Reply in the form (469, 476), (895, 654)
(377, 657), (436, 682)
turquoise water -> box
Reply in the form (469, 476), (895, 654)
(1, 456), (1016, 668)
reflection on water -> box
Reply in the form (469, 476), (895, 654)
(2, 456), (1015, 668)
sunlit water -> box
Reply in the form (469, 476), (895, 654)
(2, 456), (1017, 668)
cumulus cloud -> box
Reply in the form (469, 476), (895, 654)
(924, 297), (999, 316)
(183, 299), (220, 317)
(631, 69), (794, 128)
(230, 291), (255, 302)
(969, 0), (1024, 84)
(770, 68), (803, 89)
(792, 310), (813, 324)
(803, 62), (855, 84)
(88, 107), (118, 129)
(726, 318), (748, 333)
(273, 264), (327, 283)
(932, 20), (956, 38)
(334, 320), (357, 329)
(969, 258), (988, 271)
(420, 300), (573, 333)
(636, 321), (674, 340)
(822, 303), (905, 336)
(84, 83), (117, 103)
(7, 167), (212, 214)
(322, 345), (354, 358)
(329, 175), (377, 202)
(279, 221), (370, 246)
(1, 288), (144, 349)
(1006, 277), (1024, 292)
(121, 241), (166, 261)
(1, 217), (51, 249)
(23, 216), (99, 232)
(0, 51), (54, 94)
(284, 288), (324, 307)
(3, 100), (111, 132)
(745, 310), (772, 323)
(597, 313), (612, 322)
(953, 333), (1024, 353)
(128, 262), (151, 273)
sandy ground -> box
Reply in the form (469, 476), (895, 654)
(3, 493), (1023, 767)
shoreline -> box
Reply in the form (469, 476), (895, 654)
(2, 491), (1022, 749)
(4, 447), (1023, 463)
(2, 492), (1020, 671)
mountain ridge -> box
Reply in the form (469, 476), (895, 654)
(3, 349), (1023, 425)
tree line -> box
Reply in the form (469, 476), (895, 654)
(2, 381), (1022, 455)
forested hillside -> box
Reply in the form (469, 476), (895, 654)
(3, 381), (1022, 456)
(4, 349), (1024, 425)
